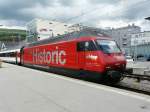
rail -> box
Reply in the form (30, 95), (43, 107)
(124, 73), (150, 81)
(124, 67), (150, 81)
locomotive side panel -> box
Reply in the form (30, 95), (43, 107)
(84, 51), (105, 72)
(23, 41), (79, 69)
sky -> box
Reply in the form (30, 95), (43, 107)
(0, 0), (150, 30)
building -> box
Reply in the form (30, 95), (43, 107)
(0, 26), (26, 51)
(130, 31), (150, 58)
(68, 24), (83, 32)
(26, 19), (70, 43)
(103, 24), (141, 55)
(0, 26), (26, 41)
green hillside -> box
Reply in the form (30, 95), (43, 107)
(0, 28), (26, 41)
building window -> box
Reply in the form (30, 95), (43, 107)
(122, 38), (127, 41)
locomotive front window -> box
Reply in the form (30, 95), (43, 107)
(96, 40), (121, 53)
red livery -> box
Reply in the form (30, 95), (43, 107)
(0, 29), (126, 83)
(20, 29), (126, 83)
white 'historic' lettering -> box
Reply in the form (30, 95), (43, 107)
(59, 51), (66, 65)
(32, 48), (66, 65)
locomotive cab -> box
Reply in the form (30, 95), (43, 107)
(77, 37), (126, 83)
(96, 39), (126, 69)
(96, 39), (126, 83)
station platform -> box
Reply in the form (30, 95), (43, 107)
(0, 63), (150, 112)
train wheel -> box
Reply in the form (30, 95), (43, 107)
(104, 70), (122, 84)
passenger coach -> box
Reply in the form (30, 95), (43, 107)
(0, 49), (20, 64)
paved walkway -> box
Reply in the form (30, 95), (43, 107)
(0, 63), (150, 112)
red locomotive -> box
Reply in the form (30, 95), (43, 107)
(19, 29), (126, 83)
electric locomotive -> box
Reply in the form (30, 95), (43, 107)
(20, 29), (126, 83)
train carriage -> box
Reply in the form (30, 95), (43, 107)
(0, 49), (20, 64)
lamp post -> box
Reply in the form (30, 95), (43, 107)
(145, 17), (150, 60)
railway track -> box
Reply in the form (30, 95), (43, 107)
(114, 73), (150, 95)
(124, 73), (150, 81)
(116, 82), (150, 96)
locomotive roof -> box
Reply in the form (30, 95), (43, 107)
(26, 28), (110, 47)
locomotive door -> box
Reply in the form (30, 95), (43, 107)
(20, 47), (24, 65)
(77, 41), (98, 70)
(77, 42), (86, 69)
(84, 41), (98, 70)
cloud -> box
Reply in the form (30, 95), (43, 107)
(58, 0), (76, 6)
(120, 0), (150, 21)
(0, 0), (149, 30)
(0, 0), (56, 20)
(87, 0), (120, 4)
